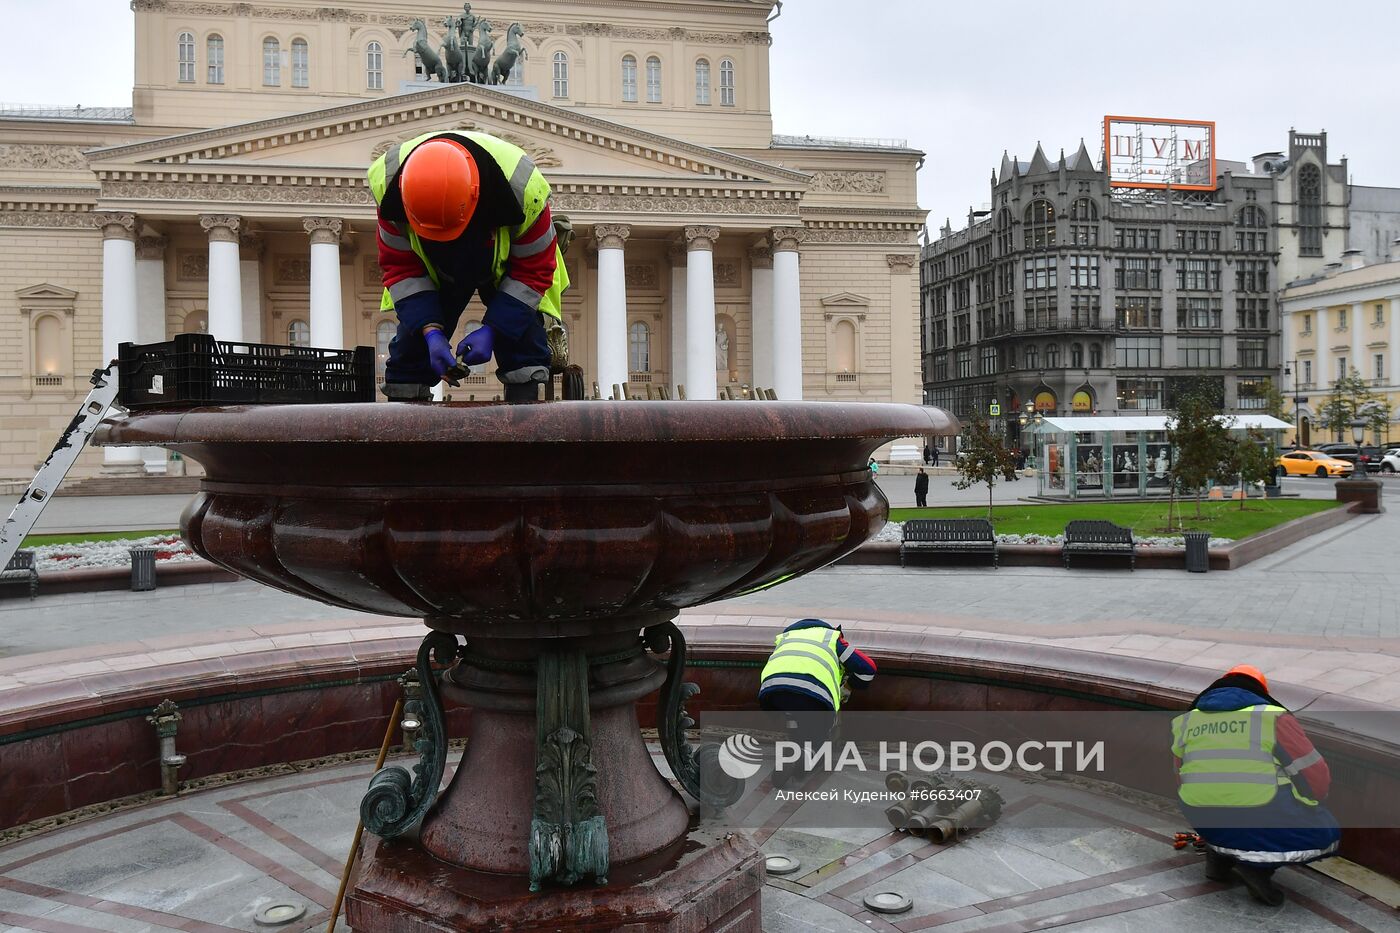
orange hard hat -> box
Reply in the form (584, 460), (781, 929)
(1225, 664), (1268, 692)
(399, 138), (480, 242)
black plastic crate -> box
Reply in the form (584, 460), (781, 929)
(118, 333), (375, 409)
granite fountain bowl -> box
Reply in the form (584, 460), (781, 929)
(96, 400), (950, 636)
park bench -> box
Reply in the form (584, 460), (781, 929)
(900, 518), (998, 568)
(1061, 520), (1135, 570)
(1, 549), (38, 599)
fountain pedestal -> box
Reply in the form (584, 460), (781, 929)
(96, 400), (950, 932)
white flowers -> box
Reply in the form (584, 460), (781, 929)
(30, 534), (197, 571)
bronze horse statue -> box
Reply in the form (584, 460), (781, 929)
(468, 19), (495, 85)
(403, 18), (447, 82)
(440, 14), (467, 82)
(490, 22), (527, 85)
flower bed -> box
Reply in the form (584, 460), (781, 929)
(30, 534), (198, 572)
(873, 522), (1231, 548)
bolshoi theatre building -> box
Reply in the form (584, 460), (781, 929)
(0, 0), (925, 478)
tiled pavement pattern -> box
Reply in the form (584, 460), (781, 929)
(0, 749), (1394, 932)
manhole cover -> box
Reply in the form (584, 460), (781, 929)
(863, 891), (912, 914)
(764, 854), (801, 875)
(254, 902), (307, 926)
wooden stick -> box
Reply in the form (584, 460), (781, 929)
(326, 697), (403, 933)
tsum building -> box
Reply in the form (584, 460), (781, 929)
(0, 0), (925, 479)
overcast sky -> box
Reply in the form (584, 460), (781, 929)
(5, 0), (1399, 232)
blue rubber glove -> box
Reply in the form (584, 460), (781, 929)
(456, 325), (495, 367)
(424, 329), (458, 381)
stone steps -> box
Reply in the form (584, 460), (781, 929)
(59, 475), (202, 497)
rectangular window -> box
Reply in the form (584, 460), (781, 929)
(1376, 304), (1386, 325)
(1176, 298), (1221, 330)
(1237, 378), (1268, 410)
(1115, 296), (1161, 329)
(1235, 260), (1269, 293)
(1068, 255), (1098, 288)
(980, 346), (997, 376)
(1338, 308), (1348, 329)
(1375, 354), (1385, 381)
(954, 315), (971, 345)
(1023, 257), (1056, 291)
(1236, 298), (1269, 330)
(1113, 227), (1161, 250)
(1302, 312), (1312, 334)
(1175, 259), (1220, 291)
(1115, 336), (1162, 368)
(1238, 338), (1268, 368)
(1178, 336), (1222, 368)
(1117, 377), (1164, 410)
(953, 279), (970, 310)
(1338, 357), (1348, 381)
(1175, 228), (1221, 251)
(1026, 295), (1058, 330)
(1070, 294), (1100, 327)
(932, 354), (948, 382)
(1115, 258), (1160, 290)
(956, 349), (973, 379)
(1303, 360), (1312, 385)
(1235, 230), (1267, 251)
(1070, 224), (1099, 246)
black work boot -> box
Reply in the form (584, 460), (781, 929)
(1204, 849), (1235, 883)
(1233, 863), (1285, 906)
(504, 380), (543, 403)
(381, 382), (434, 401)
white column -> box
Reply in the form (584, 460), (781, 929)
(684, 225), (719, 400)
(200, 214), (243, 343)
(96, 212), (142, 469)
(749, 243), (774, 392)
(887, 253), (919, 403)
(593, 224), (630, 397)
(771, 226), (807, 401)
(304, 217), (344, 349)
(668, 240), (688, 395)
(134, 234), (169, 474)
(239, 231), (264, 344)
(1351, 302), (1368, 386)
(1314, 307), (1330, 392)
(1390, 298), (1400, 388)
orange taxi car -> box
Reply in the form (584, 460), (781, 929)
(1277, 449), (1354, 478)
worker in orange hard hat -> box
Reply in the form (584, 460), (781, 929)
(367, 131), (569, 402)
(1170, 665), (1340, 906)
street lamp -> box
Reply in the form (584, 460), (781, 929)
(1283, 360), (1304, 447)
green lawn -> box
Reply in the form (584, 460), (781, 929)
(888, 499), (1337, 540)
(20, 529), (180, 547)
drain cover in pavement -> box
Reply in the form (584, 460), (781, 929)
(254, 903), (307, 926)
(863, 892), (912, 914)
(765, 854), (801, 875)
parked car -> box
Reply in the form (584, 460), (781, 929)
(1379, 448), (1400, 474)
(1315, 443), (1362, 467)
(1359, 446), (1390, 473)
(1277, 449), (1355, 478)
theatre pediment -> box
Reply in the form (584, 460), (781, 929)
(86, 83), (809, 189)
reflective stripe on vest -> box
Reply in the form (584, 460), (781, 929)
(367, 130), (568, 318)
(761, 628), (844, 711)
(1170, 704), (1316, 808)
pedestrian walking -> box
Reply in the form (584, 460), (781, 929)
(931, 446), (940, 467)
(914, 468), (929, 508)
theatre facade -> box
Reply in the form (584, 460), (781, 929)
(0, 0), (925, 478)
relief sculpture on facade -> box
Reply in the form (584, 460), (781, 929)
(808, 170), (886, 194)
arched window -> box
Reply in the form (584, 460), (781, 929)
(834, 320), (857, 372)
(695, 58), (710, 104)
(183, 310), (208, 334)
(621, 55), (638, 102)
(552, 51), (569, 98)
(206, 34), (224, 84)
(646, 56), (662, 103)
(177, 32), (196, 83)
(1023, 199), (1055, 248)
(1299, 164), (1322, 256)
(1024, 345), (1039, 370)
(287, 319), (310, 347)
(34, 315), (61, 376)
(291, 38), (309, 87)
(1069, 198), (1098, 221)
(1237, 205), (1267, 228)
(719, 58), (735, 106)
(366, 41), (383, 90)
(1089, 342), (1103, 368)
(262, 37), (281, 86)
(375, 319), (396, 382)
(1070, 343), (1083, 368)
(1045, 343), (1061, 368)
(628, 321), (650, 372)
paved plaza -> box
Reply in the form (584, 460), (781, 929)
(0, 745), (1394, 933)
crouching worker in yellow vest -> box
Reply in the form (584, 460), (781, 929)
(1172, 665), (1340, 906)
(759, 619), (877, 785)
(368, 130), (569, 402)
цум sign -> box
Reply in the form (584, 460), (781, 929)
(1103, 116), (1216, 191)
